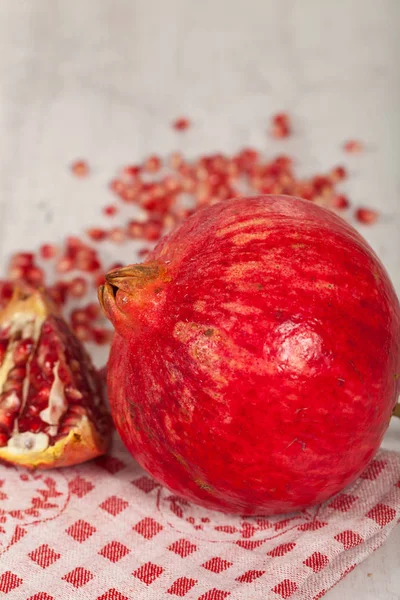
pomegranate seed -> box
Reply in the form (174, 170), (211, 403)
(331, 195), (350, 210)
(92, 327), (113, 345)
(127, 221), (144, 239)
(40, 244), (58, 260)
(94, 272), (106, 288)
(87, 228), (107, 242)
(10, 252), (34, 267)
(0, 281), (14, 307)
(109, 179), (126, 195)
(121, 185), (139, 202)
(173, 117), (190, 131)
(143, 220), (163, 241)
(71, 160), (90, 177)
(73, 324), (92, 342)
(121, 165), (141, 179)
(78, 256), (101, 273)
(68, 277), (88, 298)
(108, 262), (124, 273)
(56, 257), (73, 273)
(144, 155), (162, 173)
(28, 266), (45, 282)
(103, 205), (118, 217)
(343, 140), (364, 154)
(71, 309), (88, 325)
(138, 248), (149, 258)
(108, 227), (127, 243)
(169, 152), (184, 170)
(67, 236), (84, 251)
(47, 281), (69, 307)
(355, 208), (379, 225)
(85, 302), (101, 320)
(276, 154), (292, 165)
(271, 113), (291, 139)
(330, 166), (347, 182)
(8, 266), (24, 281)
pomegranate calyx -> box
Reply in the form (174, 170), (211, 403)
(105, 262), (164, 292)
(393, 403), (400, 418)
(99, 262), (169, 335)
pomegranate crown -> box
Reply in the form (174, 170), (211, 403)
(98, 261), (169, 335)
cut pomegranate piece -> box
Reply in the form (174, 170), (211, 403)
(0, 288), (110, 469)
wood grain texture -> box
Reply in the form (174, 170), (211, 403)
(0, 1), (399, 597)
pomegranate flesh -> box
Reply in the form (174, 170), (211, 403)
(100, 195), (400, 515)
(0, 288), (110, 469)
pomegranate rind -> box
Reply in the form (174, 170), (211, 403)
(0, 415), (108, 469)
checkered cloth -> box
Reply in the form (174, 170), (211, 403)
(0, 435), (399, 600)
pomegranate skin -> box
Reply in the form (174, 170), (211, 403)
(101, 195), (400, 515)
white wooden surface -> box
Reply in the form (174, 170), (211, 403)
(0, 1), (399, 598)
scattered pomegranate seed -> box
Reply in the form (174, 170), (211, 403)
(121, 165), (141, 179)
(87, 228), (107, 242)
(107, 262), (124, 274)
(108, 227), (127, 243)
(173, 117), (190, 131)
(103, 205), (118, 217)
(10, 253), (34, 267)
(169, 152), (184, 170)
(330, 166), (347, 182)
(73, 324), (92, 342)
(85, 302), (101, 320)
(355, 208), (379, 225)
(271, 113), (291, 139)
(127, 221), (144, 239)
(47, 281), (69, 307)
(68, 277), (88, 298)
(26, 266), (45, 285)
(66, 236), (82, 250)
(71, 160), (90, 177)
(331, 195), (350, 210)
(56, 257), (73, 274)
(92, 327), (113, 345)
(0, 112), (379, 347)
(40, 244), (58, 260)
(94, 272), (106, 288)
(343, 140), (364, 154)
(109, 179), (126, 195)
(144, 155), (162, 173)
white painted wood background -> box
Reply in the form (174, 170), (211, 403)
(0, 1), (399, 597)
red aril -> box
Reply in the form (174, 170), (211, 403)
(100, 195), (400, 515)
(0, 287), (110, 469)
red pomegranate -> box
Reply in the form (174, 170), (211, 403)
(100, 195), (400, 515)
(0, 287), (110, 469)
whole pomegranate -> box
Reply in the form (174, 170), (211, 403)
(100, 195), (400, 515)
(0, 287), (110, 469)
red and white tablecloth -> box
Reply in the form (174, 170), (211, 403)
(0, 435), (399, 600)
